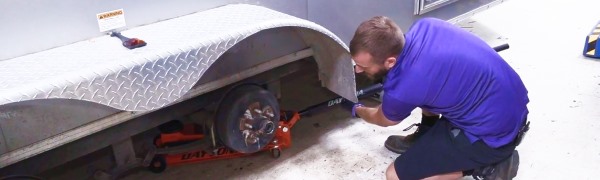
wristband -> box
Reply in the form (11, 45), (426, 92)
(352, 103), (364, 118)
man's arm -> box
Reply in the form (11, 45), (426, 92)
(354, 104), (400, 127)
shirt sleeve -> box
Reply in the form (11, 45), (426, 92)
(382, 92), (417, 122)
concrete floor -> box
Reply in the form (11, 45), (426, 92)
(57, 0), (600, 179)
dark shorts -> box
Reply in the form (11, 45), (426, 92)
(394, 118), (516, 180)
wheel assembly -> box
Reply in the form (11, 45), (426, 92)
(141, 83), (383, 170)
(215, 85), (280, 154)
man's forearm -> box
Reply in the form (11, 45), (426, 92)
(355, 105), (399, 127)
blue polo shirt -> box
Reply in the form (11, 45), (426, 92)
(381, 18), (529, 148)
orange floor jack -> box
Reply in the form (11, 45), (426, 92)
(142, 83), (383, 173)
(143, 111), (301, 173)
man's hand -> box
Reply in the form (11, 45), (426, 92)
(340, 99), (363, 118)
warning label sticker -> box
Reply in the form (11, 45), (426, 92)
(96, 9), (126, 32)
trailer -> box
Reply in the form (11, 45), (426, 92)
(0, 0), (505, 177)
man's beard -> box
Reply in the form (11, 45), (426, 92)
(367, 68), (388, 81)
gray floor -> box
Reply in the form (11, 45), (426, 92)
(119, 0), (600, 179)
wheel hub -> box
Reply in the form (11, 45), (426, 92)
(239, 102), (276, 146)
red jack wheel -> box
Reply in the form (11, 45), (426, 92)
(147, 156), (167, 173)
(271, 148), (281, 158)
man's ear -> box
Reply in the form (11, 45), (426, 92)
(384, 57), (396, 70)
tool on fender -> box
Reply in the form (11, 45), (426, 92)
(110, 31), (147, 49)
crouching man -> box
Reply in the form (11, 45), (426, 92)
(346, 16), (529, 180)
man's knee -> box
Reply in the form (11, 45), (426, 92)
(422, 171), (463, 180)
(386, 163), (400, 180)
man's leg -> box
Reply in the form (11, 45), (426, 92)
(422, 172), (463, 180)
(385, 109), (439, 154)
(471, 150), (520, 179)
(389, 116), (522, 180)
(392, 118), (497, 180)
(386, 163), (462, 180)
(386, 163), (399, 180)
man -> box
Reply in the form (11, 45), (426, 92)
(346, 16), (529, 180)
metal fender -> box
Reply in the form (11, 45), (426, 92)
(0, 4), (357, 111)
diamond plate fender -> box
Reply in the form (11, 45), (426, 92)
(0, 4), (357, 111)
